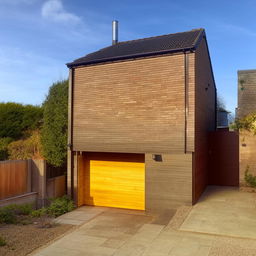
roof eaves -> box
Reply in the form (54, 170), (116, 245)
(66, 46), (196, 68)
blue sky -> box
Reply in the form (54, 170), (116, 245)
(0, 0), (256, 113)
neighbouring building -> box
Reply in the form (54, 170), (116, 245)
(67, 26), (216, 213)
(217, 109), (229, 128)
(237, 69), (256, 185)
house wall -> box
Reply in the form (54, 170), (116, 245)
(239, 130), (256, 185)
(72, 53), (195, 154)
(145, 153), (192, 213)
(237, 70), (256, 186)
(194, 38), (216, 203)
(69, 50), (212, 211)
(237, 70), (256, 119)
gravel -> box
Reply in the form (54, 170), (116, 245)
(0, 221), (74, 256)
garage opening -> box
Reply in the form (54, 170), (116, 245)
(77, 152), (145, 210)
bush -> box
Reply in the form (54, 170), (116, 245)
(30, 196), (75, 218)
(0, 236), (6, 246)
(0, 206), (17, 224)
(31, 208), (48, 218)
(245, 165), (256, 188)
(41, 80), (68, 167)
(47, 196), (75, 217)
(0, 137), (13, 160)
(14, 204), (33, 215)
(0, 204), (33, 224)
(8, 130), (43, 160)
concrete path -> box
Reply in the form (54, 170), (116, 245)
(180, 186), (256, 239)
(32, 187), (256, 256)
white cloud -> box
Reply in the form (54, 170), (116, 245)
(41, 0), (81, 24)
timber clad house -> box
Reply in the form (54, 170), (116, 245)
(67, 28), (217, 213)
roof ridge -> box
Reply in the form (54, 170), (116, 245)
(80, 28), (204, 60)
(67, 28), (206, 68)
(117, 28), (204, 45)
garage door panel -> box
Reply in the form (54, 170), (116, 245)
(83, 153), (145, 210)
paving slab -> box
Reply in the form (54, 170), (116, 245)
(180, 186), (256, 239)
(32, 187), (256, 256)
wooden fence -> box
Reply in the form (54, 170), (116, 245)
(0, 159), (66, 206)
(0, 160), (31, 200)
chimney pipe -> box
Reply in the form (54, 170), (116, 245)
(112, 20), (118, 45)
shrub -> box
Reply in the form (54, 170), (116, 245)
(0, 137), (13, 160)
(30, 196), (74, 218)
(14, 204), (33, 215)
(47, 196), (75, 217)
(0, 204), (34, 224)
(245, 165), (256, 188)
(8, 130), (43, 160)
(31, 208), (48, 218)
(0, 206), (17, 224)
(231, 112), (256, 133)
(41, 80), (68, 167)
(0, 236), (6, 246)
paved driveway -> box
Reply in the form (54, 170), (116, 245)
(32, 187), (256, 256)
(180, 186), (256, 239)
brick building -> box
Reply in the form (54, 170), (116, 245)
(67, 28), (216, 213)
(237, 69), (256, 118)
(237, 70), (256, 185)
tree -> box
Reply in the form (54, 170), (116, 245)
(0, 137), (13, 161)
(41, 80), (68, 167)
(217, 95), (226, 111)
(0, 102), (43, 139)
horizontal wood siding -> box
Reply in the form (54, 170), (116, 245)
(73, 54), (192, 153)
(145, 153), (192, 212)
(194, 38), (216, 203)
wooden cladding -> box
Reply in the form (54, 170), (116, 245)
(0, 160), (30, 200)
(72, 54), (193, 153)
(193, 38), (216, 203)
(78, 152), (145, 210)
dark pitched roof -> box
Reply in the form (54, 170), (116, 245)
(67, 28), (205, 68)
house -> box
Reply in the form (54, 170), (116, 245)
(237, 69), (256, 185)
(66, 26), (216, 213)
(217, 109), (229, 128)
(237, 69), (256, 119)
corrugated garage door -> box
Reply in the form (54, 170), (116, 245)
(82, 153), (145, 210)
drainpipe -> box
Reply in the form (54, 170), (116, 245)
(67, 68), (74, 198)
(184, 52), (189, 153)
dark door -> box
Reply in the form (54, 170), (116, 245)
(208, 130), (239, 186)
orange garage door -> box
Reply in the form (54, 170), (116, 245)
(78, 153), (145, 210)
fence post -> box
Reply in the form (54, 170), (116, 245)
(27, 159), (32, 193)
(31, 159), (47, 208)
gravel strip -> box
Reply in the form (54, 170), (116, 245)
(0, 223), (74, 256)
(165, 205), (192, 230)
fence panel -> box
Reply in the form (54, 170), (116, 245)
(0, 160), (29, 200)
